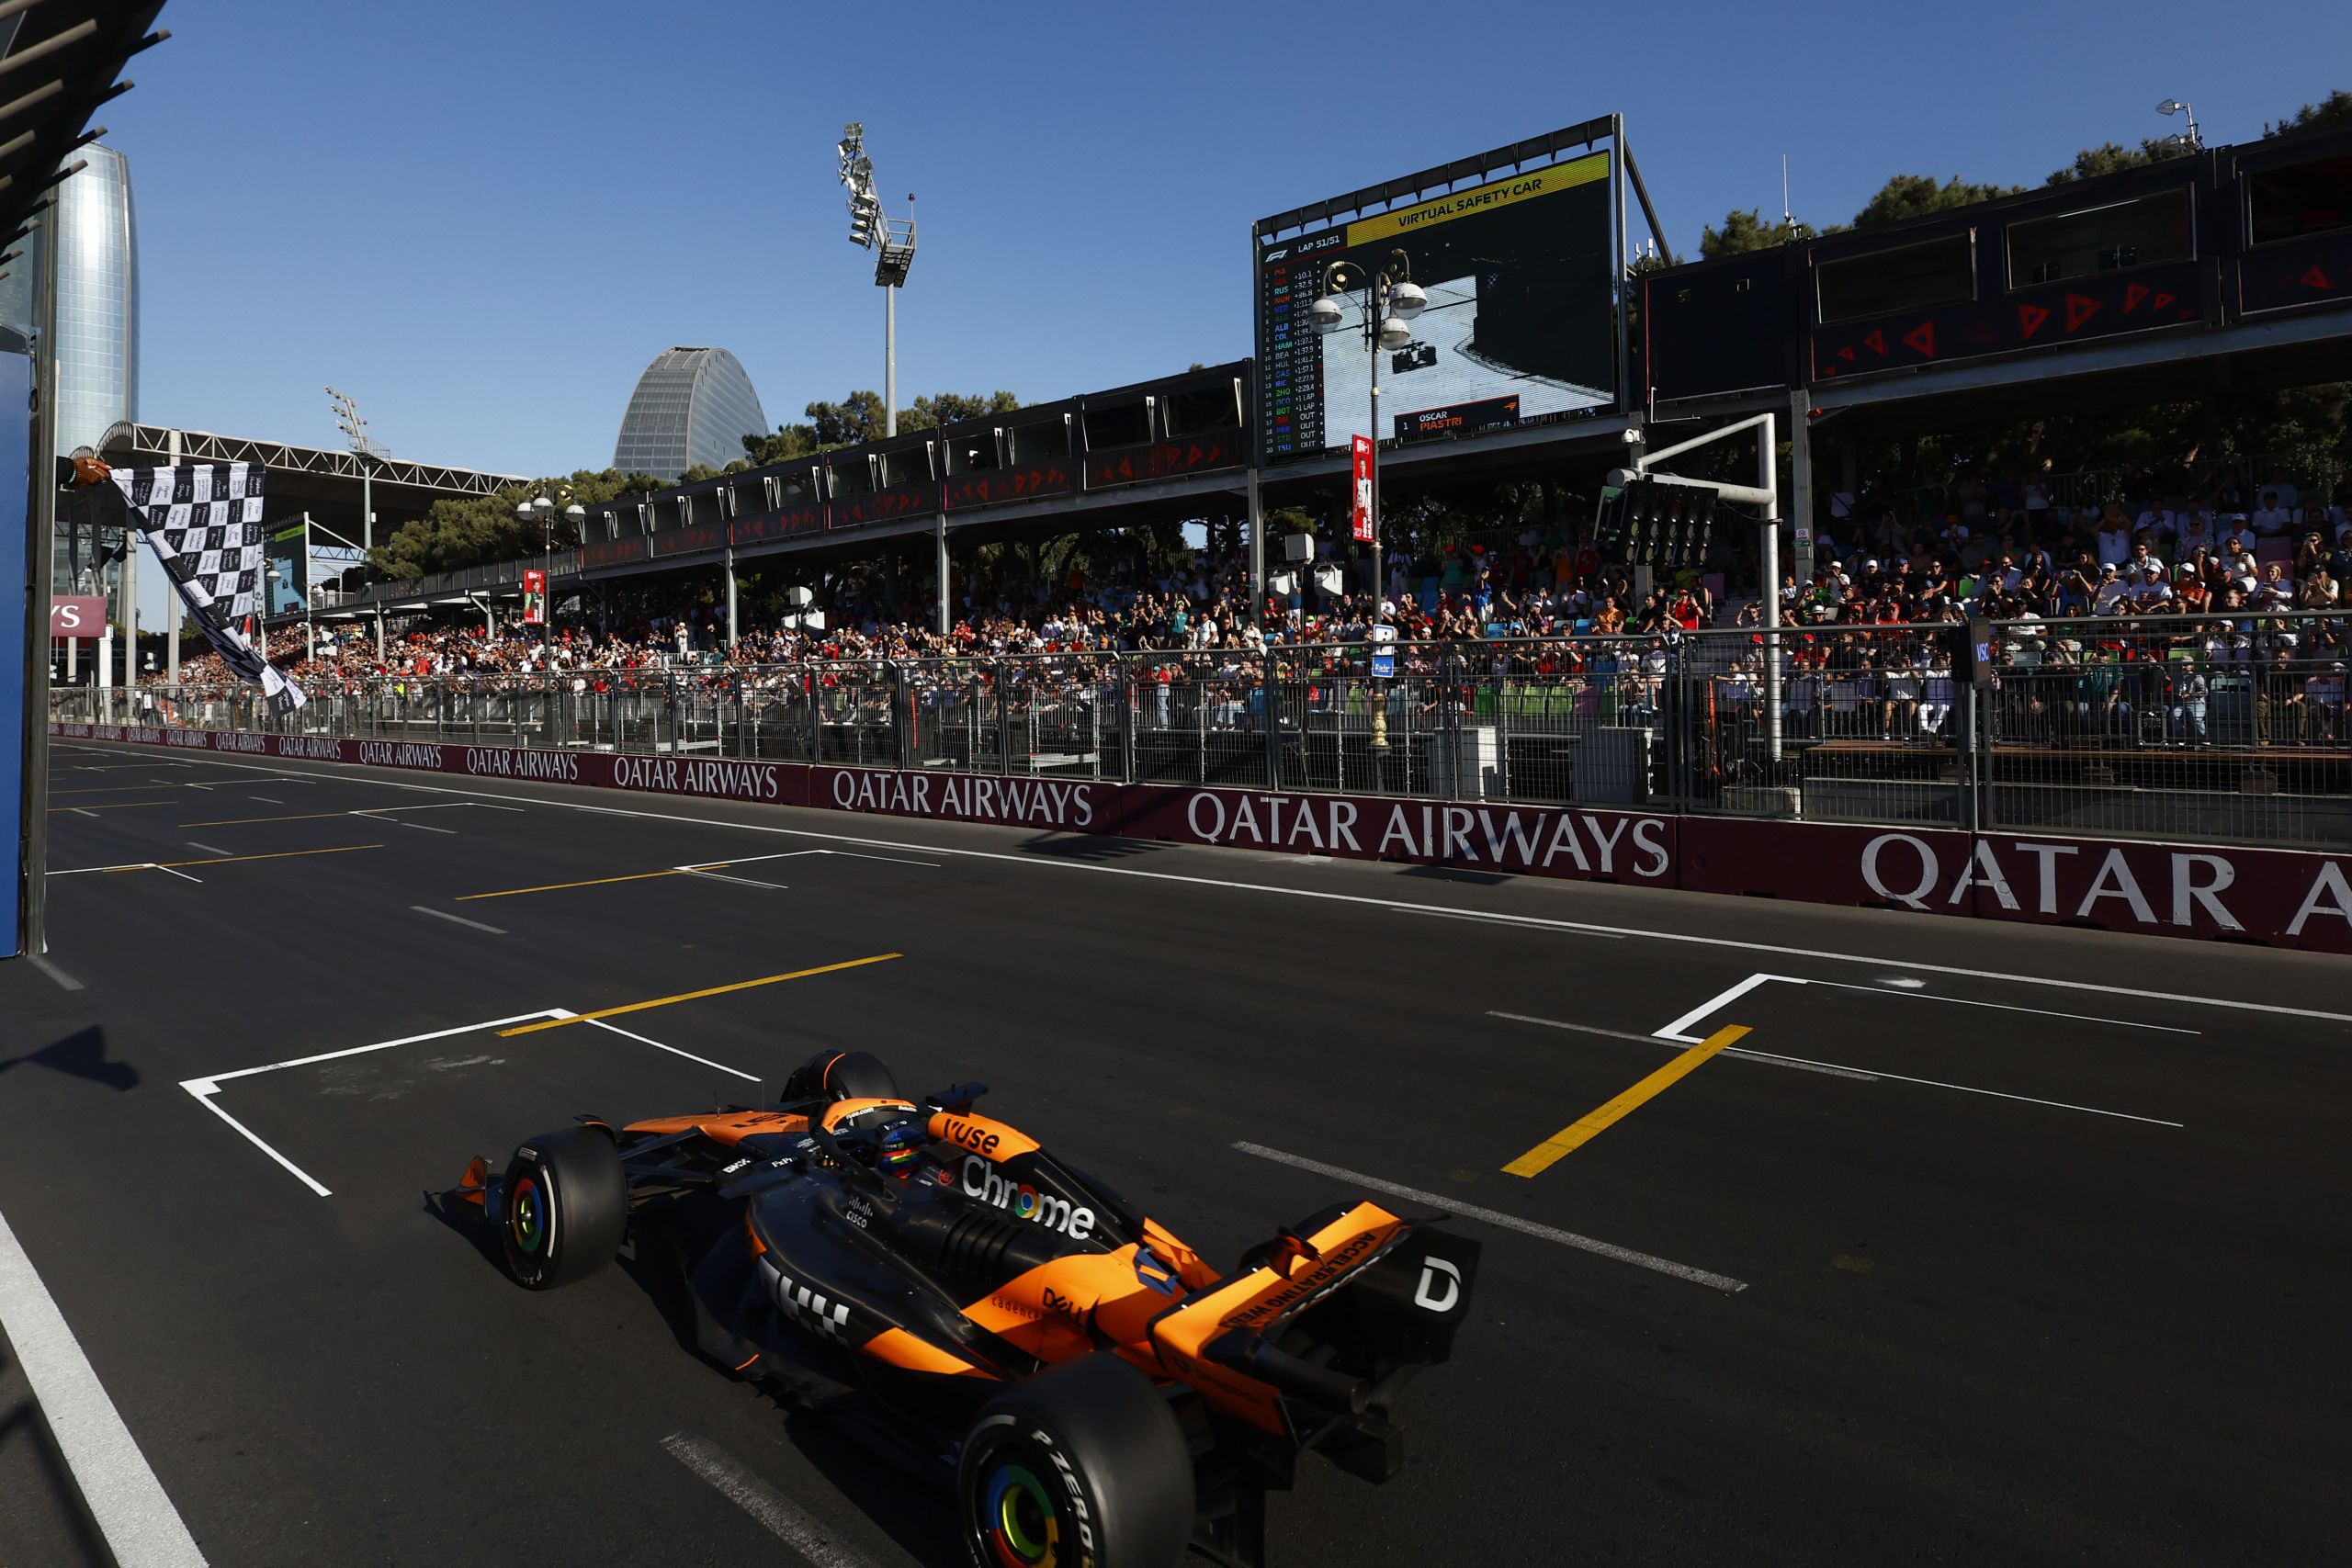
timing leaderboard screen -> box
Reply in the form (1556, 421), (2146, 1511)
(1257, 150), (1616, 460)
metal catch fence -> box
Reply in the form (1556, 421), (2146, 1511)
(57, 613), (2349, 850)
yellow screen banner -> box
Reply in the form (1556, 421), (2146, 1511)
(1344, 150), (1610, 248)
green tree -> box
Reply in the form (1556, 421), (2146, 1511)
(804, 390), (889, 447)
(1850, 173), (2024, 227)
(902, 389), (1022, 429)
(1699, 208), (1824, 259)
(368, 468), (666, 579)
(2045, 138), (2190, 186)
(2277, 88), (2352, 132)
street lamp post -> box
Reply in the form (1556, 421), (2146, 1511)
(1309, 250), (1427, 777)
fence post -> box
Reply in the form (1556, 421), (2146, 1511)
(1122, 655), (1138, 784)
(995, 659), (1011, 775)
(1261, 652), (1279, 790)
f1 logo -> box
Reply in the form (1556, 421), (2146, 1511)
(1412, 1257), (1462, 1314)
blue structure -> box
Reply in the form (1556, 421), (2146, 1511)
(2, 350), (29, 957)
(612, 346), (767, 482)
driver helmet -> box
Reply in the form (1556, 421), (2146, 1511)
(875, 1114), (927, 1179)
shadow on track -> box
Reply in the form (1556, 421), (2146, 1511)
(1013, 831), (1167, 863)
(0, 1371), (114, 1568)
(423, 1188), (964, 1565)
(0, 1027), (138, 1093)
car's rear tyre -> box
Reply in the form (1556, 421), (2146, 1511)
(501, 1125), (627, 1291)
(956, 1353), (1193, 1568)
(785, 1049), (899, 1102)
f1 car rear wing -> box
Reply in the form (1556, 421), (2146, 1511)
(1146, 1201), (1479, 1450)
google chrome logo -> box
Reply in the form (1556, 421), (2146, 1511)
(1012, 1185), (1038, 1219)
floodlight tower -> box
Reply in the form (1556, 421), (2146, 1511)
(326, 386), (390, 553)
(839, 122), (918, 438)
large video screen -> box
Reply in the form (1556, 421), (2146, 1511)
(1257, 150), (1617, 460)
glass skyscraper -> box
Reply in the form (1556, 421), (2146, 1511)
(612, 346), (767, 481)
(29, 145), (138, 592)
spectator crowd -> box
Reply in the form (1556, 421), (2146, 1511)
(128, 458), (2348, 749)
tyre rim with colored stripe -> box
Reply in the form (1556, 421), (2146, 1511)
(511, 1173), (548, 1256)
(981, 1460), (1057, 1567)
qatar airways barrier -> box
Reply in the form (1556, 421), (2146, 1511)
(51, 722), (2352, 954)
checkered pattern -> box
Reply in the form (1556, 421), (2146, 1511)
(108, 462), (308, 713)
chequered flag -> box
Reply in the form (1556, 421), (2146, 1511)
(107, 462), (308, 714)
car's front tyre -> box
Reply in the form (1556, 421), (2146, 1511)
(501, 1125), (626, 1290)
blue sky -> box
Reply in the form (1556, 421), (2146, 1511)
(104, 0), (2347, 482)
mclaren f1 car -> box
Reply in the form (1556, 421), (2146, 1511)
(451, 1049), (1478, 1568)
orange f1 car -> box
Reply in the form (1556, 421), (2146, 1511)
(453, 1050), (1477, 1568)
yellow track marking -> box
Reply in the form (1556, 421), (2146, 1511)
(458, 868), (693, 901)
(49, 784), (205, 795)
(50, 799), (174, 812)
(497, 954), (904, 1036)
(181, 810), (359, 827)
(122, 844), (386, 872)
(1503, 1024), (1750, 1179)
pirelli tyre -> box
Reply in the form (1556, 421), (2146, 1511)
(501, 1126), (628, 1291)
(956, 1352), (1194, 1568)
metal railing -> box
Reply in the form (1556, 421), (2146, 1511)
(57, 615), (2350, 850)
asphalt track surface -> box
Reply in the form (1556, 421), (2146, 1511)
(5, 739), (2349, 1566)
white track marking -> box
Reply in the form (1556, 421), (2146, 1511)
(180, 1010), (571, 1197)
(1487, 1010), (1879, 1081)
(1657, 973), (2198, 1043)
(388, 819), (457, 834)
(1649, 978), (2185, 1126)
(44, 860), (158, 875)
(153, 865), (204, 885)
(1404, 906), (1624, 937)
(247, 795), (283, 804)
(818, 849), (941, 868)
(28, 953), (83, 991)
(185, 842), (231, 857)
(578, 1016), (762, 1082)
(0, 1209), (209, 1566)
(179, 1008), (762, 1194)
(199, 1010), (569, 1086)
(113, 748), (2352, 1027)
(1231, 1141), (1747, 1293)
(72, 807), (97, 818)
(1656, 975), (1780, 1042)
(684, 870), (788, 892)
(357, 801), (493, 814)
(1804, 1061), (2183, 1127)
(182, 1088), (334, 1197)
(411, 906), (506, 935)
(661, 1432), (873, 1568)
(1795, 974), (2200, 1033)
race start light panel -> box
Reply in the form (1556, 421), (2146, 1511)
(1600, 475), (1719, 570)
(1257, 144), (1618, 462)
